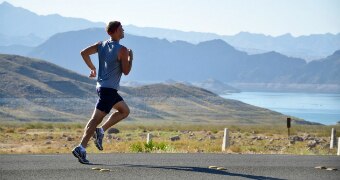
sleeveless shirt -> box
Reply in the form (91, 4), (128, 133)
(96, 40), (123, 90)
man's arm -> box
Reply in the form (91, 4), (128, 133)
(120, 47), (133, 75)
(80, 42), (100, 78)
(128, 49), (133, 69)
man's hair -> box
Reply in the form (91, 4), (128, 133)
(106, 21), (121, 34)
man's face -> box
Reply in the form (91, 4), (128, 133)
(117, 25), (124, 39)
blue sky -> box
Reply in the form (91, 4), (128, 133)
(2, 0), (340, 36)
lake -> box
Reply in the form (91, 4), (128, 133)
(221, 92), (340, 125)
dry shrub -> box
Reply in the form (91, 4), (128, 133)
(229, 145), (241, 153)
(5, 128), (15, 133)
(17, 128), (27, 133)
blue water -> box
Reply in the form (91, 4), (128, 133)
(221, 92), (340, 125)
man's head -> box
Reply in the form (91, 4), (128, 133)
(106, 21), (124, 40)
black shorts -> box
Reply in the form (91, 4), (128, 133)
(96, 87), (123, 114)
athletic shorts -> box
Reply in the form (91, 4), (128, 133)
(96, 87), (123, 114)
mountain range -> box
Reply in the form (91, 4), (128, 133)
(25, 28), (340, 93)
(1, 54), (316, 125)
(124, 26), (340, 61)
(0, 1), (104, 46)
(1, 1), (340, 61)
(1, 1), (339, 93)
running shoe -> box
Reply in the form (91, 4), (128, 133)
(94, 128), (104, 151)
(72, 146), (89, 164)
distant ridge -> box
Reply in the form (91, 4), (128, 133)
(0, 1), (104, 45)
(1, 1), (339, 59)
(25, 28), (340, 93)
(125, 25), (340, 61)
(192, 79), (240, 94)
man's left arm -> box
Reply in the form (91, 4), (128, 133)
(128, 49), (133, 69)
(120, 47), (133, 75)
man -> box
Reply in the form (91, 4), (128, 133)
(72, 21), (133, 164)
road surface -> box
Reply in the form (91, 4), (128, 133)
(1, 153), (339, 179)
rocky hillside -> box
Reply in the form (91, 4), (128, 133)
(0, 54), (316, 125)
(0, 54), (95, 98)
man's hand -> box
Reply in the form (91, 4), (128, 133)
(128, 49), (133, 61)
(89, 68), (96, 78)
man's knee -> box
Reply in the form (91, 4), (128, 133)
(85, 120), (95, 131)
(120, 106), (130, 119)
(114, 101), (130, 119)
(85, 117), (102, 131)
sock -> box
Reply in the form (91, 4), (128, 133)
(100, 127), (104, 134)
(79, 144), (86, 152)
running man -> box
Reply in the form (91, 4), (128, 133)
(72, 21), (133, 164)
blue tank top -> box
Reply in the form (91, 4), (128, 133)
(96, 40), (123, 90)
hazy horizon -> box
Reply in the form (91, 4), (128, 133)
(1, 0), (339, 37)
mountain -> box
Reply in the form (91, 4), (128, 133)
(229, 50), (340, 93)
(296, 50), (340, 84)
(0, 44), (34, 56)
(149, 79), (240, 95)
(125, 25), (221, 44)
(0, 54), (95, 98)
(0, 33), (45, 46)
(0, 54), (97, 121)
(0, 1), (104, 45)
(0, 54), (316, 125)
(223, 32), (340, 61)
(28, 28), (107, 75)
(230, 50), (340, 92)
(2, 1), (339, 92)
(125, 25), (340, 61)
(26, 28), (340, 92)
(25, 28), (340, 92)
(27, 28), (299, 83)
(192, 79), (240, 94)
(2, 1), (340, 60)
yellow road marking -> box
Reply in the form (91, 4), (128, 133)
(326, 168), (337, 171)
(100, 169), (110, 172)
(208, 166), (218, 169)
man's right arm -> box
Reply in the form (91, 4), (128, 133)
(80, 42), (100, 78)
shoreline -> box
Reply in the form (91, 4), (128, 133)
(221, 92), (340, 125)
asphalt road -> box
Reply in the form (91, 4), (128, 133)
(0, 153), (339, 180)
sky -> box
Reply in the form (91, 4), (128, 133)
(1, 0), (340, 36)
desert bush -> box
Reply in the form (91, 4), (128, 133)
(229, 145), (242, 153)
(130, 141), (170, 153)
(16, 128), (27, 133)
(5, 128), (15, 133)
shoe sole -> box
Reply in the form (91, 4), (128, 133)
(95, 139), (103, 151)
(72, 150), (89, 164)
(95, 130), (104, 151)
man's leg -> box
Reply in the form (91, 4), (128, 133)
(101, 101), (130, 131)
(80, 108), (107, 147)
(73, 108), (106, 163)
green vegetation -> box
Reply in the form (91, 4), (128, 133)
(130, 141), (171, 153)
